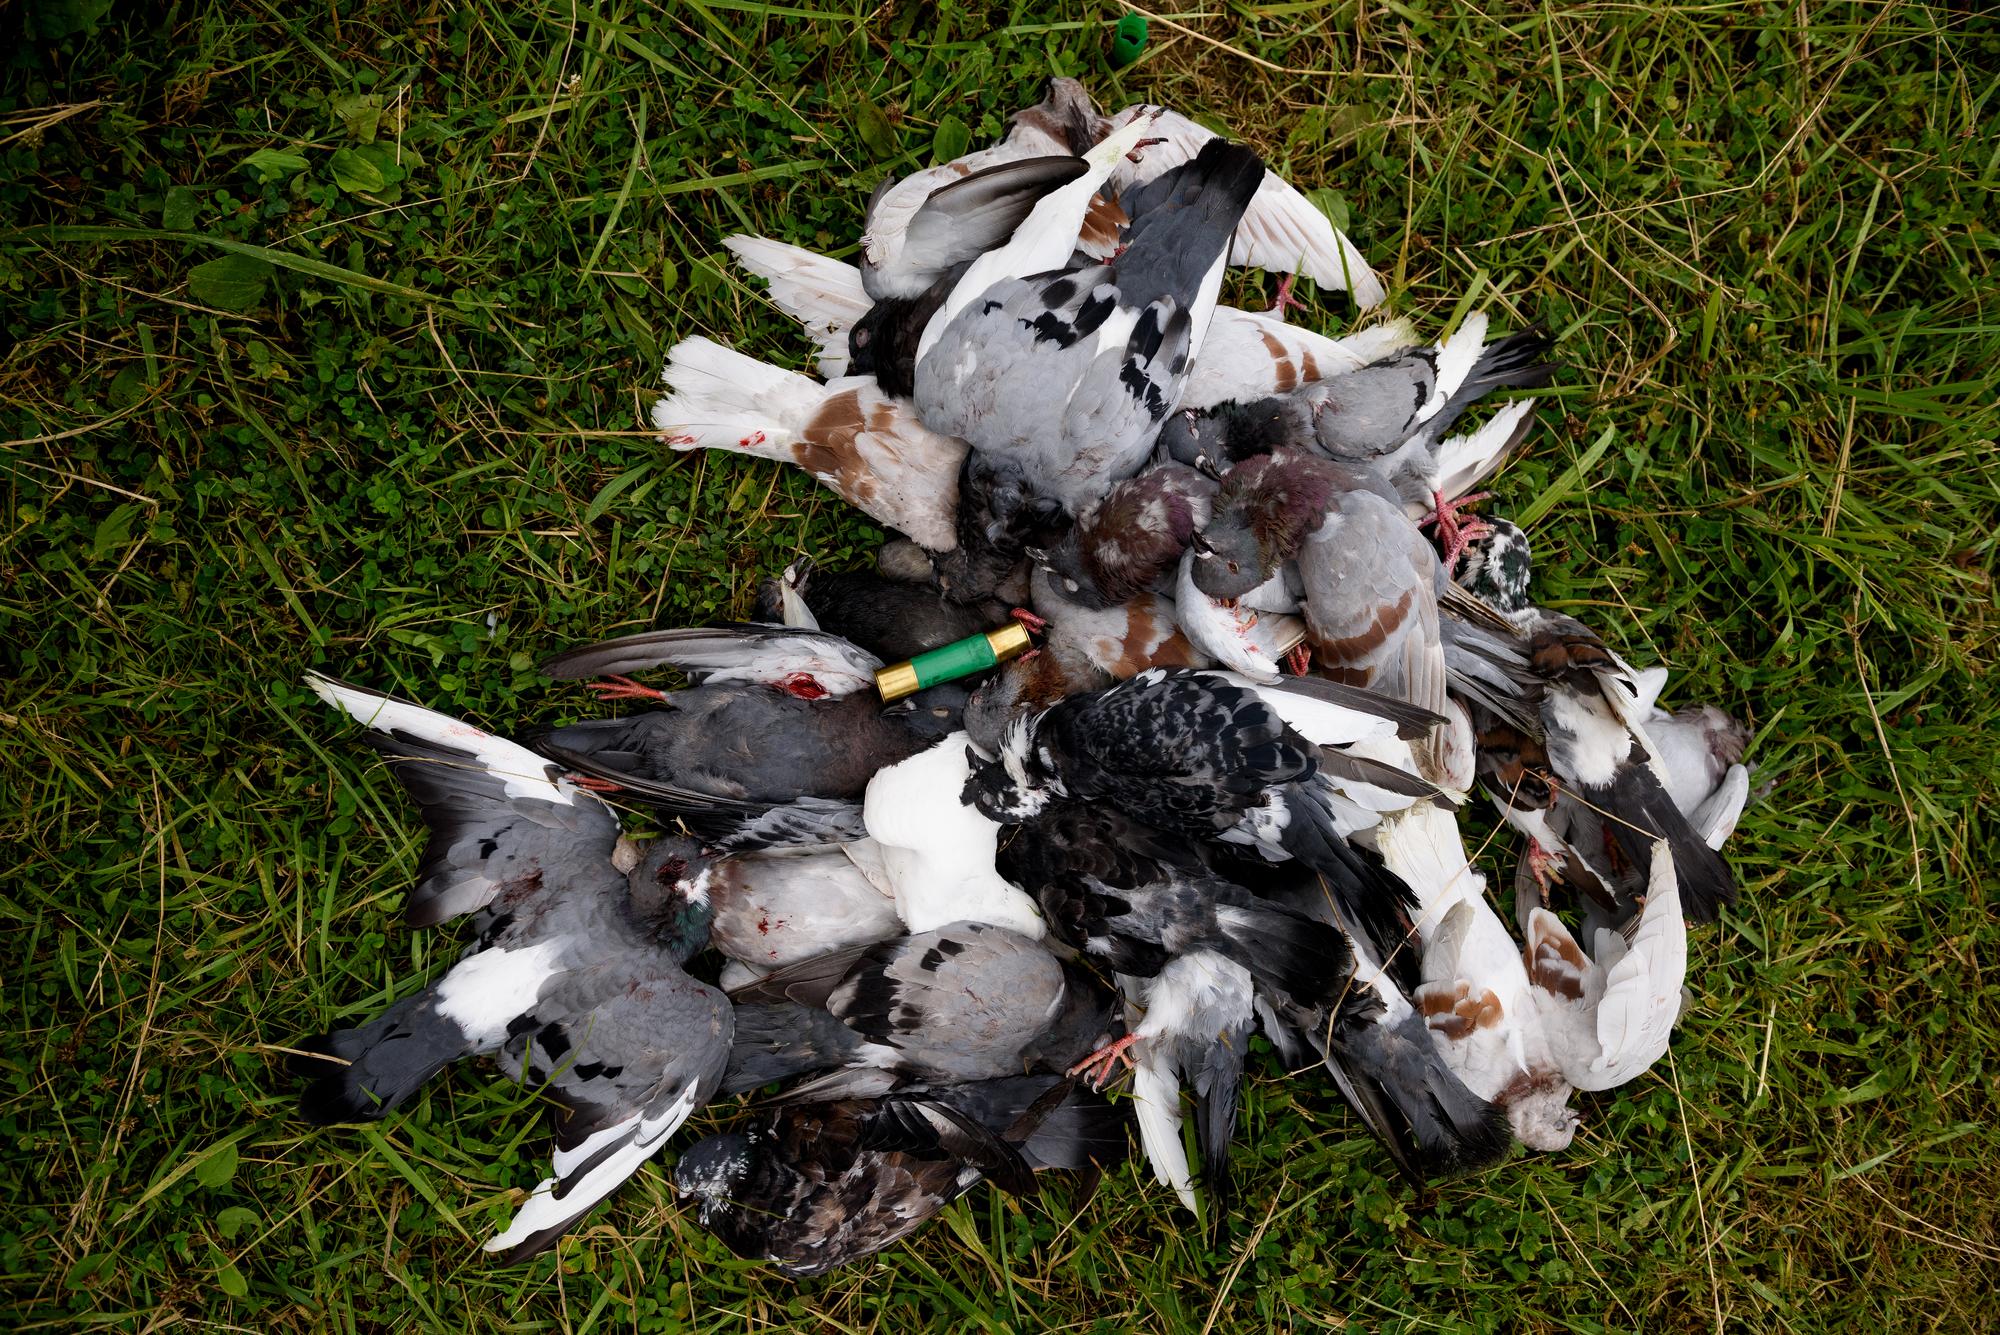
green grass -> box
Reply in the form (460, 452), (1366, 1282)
(3, 1), (1997, 1330)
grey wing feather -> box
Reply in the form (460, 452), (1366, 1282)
(876, 156), (1091, 298)
(541, 625), (882, 693)
(360, 733), (621, 929)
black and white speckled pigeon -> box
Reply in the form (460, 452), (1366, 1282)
(914, 134), (1265, 514)
(722, 920), (1121, 1100)
(673, 1074), (1126, 1278)
(1455, 520), (1738, 923)
(531, 625), (968, 849)
(724, 231), (1413, 409)
(295, 674), (733, 1260)
(963, 667), (1440, 964)
(1160, 314), (1556, 565)
(997, 803), (1361, 1207)
(752, 558), (1008, 661)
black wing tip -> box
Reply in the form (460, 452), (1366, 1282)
(291, 1038), (388, 1126)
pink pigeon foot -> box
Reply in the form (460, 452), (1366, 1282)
(1525, 839), (1561, 892)
(1010, 608), (1048, 636)
(1068, 1033), (1141, 1091)
(1421, 490), (1497, 576)
(566, 774), (626, 794)
(586, 674), (669, 703)
(1284, 643), (1314, 677)
(1269, 272), (1310, 319)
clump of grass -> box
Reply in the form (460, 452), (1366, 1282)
(2, 2), (1996, 1331)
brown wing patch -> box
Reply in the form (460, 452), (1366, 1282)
(1527, 628), (1616, 682)
(1100, 599), (1205, 676)
(1477, 723), (1556, 809)
(1260, 330), (1300, 394)
(1524, 924), (1589, 999)
(1309, 587), (1416, 683)
(797, 389), (881, 505)
(1416, 980), (1504, 1039)
(1078, 193), (1128, 256)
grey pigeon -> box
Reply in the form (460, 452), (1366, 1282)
(915, 137), (1267, 514)
(532, 625), (968, 848)
(1160, 315), (1555, 565)
(296, 674), (732, 1260)
(1192, 450), (1458, 780)
(752, 558), (1008, 661)
(722, 920), (1120, 1099)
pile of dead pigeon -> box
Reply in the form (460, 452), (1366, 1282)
(291, 79), (1754, 1278)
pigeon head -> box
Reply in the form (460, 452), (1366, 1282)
(1191, 451), (1337, 599)
(1026, 537), (1103, 607)
(627, 836), (719, 954)
(1505, 1080), (1580, 1152)
(847, 280), (947, 399)
(961, 714), (1057, 824)
(1457, 517), (1533, 615)
(672, 1129), (758, 1208)
(1017, 77), (1110, 154)
(1158, 398), (1305, 474)
(964, 645), (1107, 753)
(893, 681), (973, 742)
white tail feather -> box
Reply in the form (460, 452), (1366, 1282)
(1419, 311), (1491, 422)
(1130, 1054), (1196, 1211)
(1430, 397), (1535, 503)
(721, 236), (870, 377)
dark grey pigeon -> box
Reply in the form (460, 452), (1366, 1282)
(751, 558), (1009, 661)
(673, 1074), (1126, 1278)
(914, 139), (1267, 514)
(1456, 521), (1739, 923)
(998, 802), (1357, 1207)
(532, 625), (968, 848)
(722, 921), (1121, 1100)
(297, 674), (732, 1261)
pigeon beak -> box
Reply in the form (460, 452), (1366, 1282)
(1189, 533), (1215, 559)
(1193, 453), (1223, 481)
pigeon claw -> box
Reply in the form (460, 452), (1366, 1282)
(1009, 608), (1049, 636)
(1525, 839), (1561, 891)
(587, 675), (670, 703)
(1422, 490), (1497, 577)
(1269, 272), (1309, 319)
(1068, 1033), (1140, 1091)
(1284, 643), (1314, 677)
(566, 773), (626, 794)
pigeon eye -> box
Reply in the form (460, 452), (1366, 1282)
(1063, 578), (1079, 593)
(853, 327), (871, 347)
(933, 707), (951, 718)
(1226, 560), (1239, 574)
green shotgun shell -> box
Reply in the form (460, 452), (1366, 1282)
(1109, 14), (1148, 68)
(875, 620), (1034, 701)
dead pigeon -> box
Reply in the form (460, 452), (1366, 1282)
(296, 674), (732, 1260)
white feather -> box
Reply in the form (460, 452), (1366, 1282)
(720, 236), (870, 377)
(919, 113), (1160, 365)
(307, 673), (578, 811)
(483, 1083), (702, 1254)
(1416, 311), (1489, 423)
(434, 941), (567, 1045)
(863, 736), (1045, 938)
